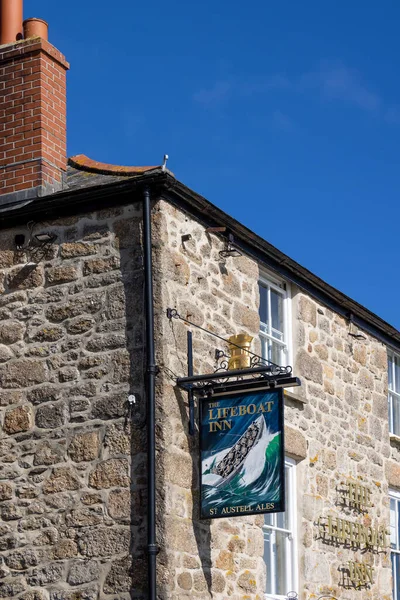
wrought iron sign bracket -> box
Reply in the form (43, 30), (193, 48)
(176, 327), (300, 435)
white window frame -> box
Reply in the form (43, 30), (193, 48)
(390, 488), (400, 600)
(259, 271), (292, 369)
(388, 350), (400, 436)
(263, 457), (298, 600)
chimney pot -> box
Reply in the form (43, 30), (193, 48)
(0, 0), (23, 45)
(23, 17), (48, 41)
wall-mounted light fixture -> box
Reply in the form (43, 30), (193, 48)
(13, 223), (57, 264)
(219, 233), (242, 259)
(34, 233), (56, 244)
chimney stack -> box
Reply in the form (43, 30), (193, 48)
(0, 0), (69, 205)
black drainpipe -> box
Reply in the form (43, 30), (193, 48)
(142, 187), (158, 600)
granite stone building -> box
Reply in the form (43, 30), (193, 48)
(0, 3), (400, 600)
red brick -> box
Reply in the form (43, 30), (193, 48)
(0, 38), (68, 197)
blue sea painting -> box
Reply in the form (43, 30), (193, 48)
(200, 389), (284, 519)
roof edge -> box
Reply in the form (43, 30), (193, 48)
(68, 154), (161, 176)
(0, 170), (398, 350)
(164, 179), (400, 349)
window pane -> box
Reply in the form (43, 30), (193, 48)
(271, 341), (283, 366)
(264, 513), (274, 527)
(395, 355), (400, 394)
(392, 553), (400, 600)
(391, 498), (397, 549)
(260, 285), (268, 327)
(261, 337), (268, 363)
(264, 463), (295, 596)
(398, 500), (400, 551)
(271, 289), (284, 336)
(274, 531), (289, 596)
(265, 530), (289, 596)
(392, 394), (400, 437)
(389, 356), (394, 391)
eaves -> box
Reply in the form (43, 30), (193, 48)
(0, 171), (398, 351)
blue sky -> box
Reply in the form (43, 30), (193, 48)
(26, 1), (400, 330)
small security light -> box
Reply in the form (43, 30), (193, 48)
(34, 233), (56, 244)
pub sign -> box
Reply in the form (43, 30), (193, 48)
(200, 389), (285, 519)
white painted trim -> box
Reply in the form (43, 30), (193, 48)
(389, 489), (400, 600)
(263, 458), (298, 599)
(259, 271), (292, 369)
(388, 351), (400, 435)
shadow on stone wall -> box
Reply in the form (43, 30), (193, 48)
(175, 386), (212, 596)
(117, 214), (148, 599)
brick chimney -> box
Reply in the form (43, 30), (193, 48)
(0, 0), (69, 205)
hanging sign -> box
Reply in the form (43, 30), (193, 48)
(200, 388), (285, 519)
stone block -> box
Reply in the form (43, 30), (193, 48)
(5, 549), (38, 570)
(83, 256), (120, 275)
(46, 294), (104, 322)
(33, 442), (64, 466)
(91, 394), (127, 420)
(50, 588), (98, 600)
(358, 368), (374, 390)
(353, 343), (367, 365)
(0, 390), (23, 406)
(386, 460), (400, 488)
(31, 326), (64, 342)
(303, 549), (330, 582)
(177, 572), (193, 591)
(89, 459), (129, 489)
(78, 527), (130, 557)
(26, 563), (63, 586)
(67, 560), (99, 586)
(164, 516), (198, 554)
(28, 386), (61, 405)
(298, 295), (317, 326)
(0, 483), (12, 501)
(3, 405), (33, 434)
(0, 359), (46, 388)
(81, 493), (102, 506)
(66, 508), (103, 528)
(68, 431), (100, 462)
(0, 321), (24, 345)
(43, 467), (80, 494)
(107, 488), (130, 521)
(103, 556), (131, 593)
(7, 265), (44, 290)
(284, 425), (307, 460)
(104, 422), (131, 456)
(164, 450), (193, 488)
(296, 349), (323, 384)
(66, 317), (95, 335)
(86, 334), (125, 352)
(19, 592), (48, 600)
(47, 265), (78, 285)
(0, 578), (25, 598)
(61, 242), (96, 258)
(237, 570), (257, 593)
(211, 569), (226, 593)
(36, 402), (68, 429)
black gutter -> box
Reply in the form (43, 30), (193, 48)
(142, 187), (158, 600)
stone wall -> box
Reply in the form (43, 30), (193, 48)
(152, 197), (394, 600)
(291, 288), (392, 600)
(0, 193), (395, 600)
(0, 204), (146, 600)
(153, 200), (266, 600)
